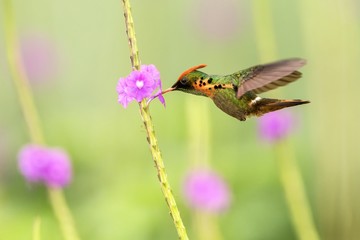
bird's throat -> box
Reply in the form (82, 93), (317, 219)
(193, 78), (234, 98)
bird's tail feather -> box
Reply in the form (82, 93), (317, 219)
(254, 98), (310, 116)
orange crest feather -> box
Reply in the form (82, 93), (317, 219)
(177, 64), (207, 81)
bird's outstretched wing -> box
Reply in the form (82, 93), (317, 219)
(236, 58), (306, 98)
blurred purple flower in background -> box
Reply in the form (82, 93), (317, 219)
(18, 144), (72, 188)
(192, 0), (245, 41)
(183, 169), (231, 213)
(116, 64), (165, 108)
(258, 110), (297, 143)
(20, 32), (60, 83)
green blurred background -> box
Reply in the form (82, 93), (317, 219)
(1, 0), (359, 239)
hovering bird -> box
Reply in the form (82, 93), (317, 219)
(163, 58), (310, 121)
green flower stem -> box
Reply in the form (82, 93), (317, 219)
(193, 212), (222, 240)
(251, 1), (320, 239)
(185, 98), (211, 167)
(186, 99), (222, 239)
(48, 188), (80, 240)
(121, 0), (188, 239)
(275, 142), (320, 240)
(3, 0), (45, 145)
(139, 102), (189, 240)
(32, 217), (41, 240)
(3, 1), (80, 240)
(121, 0), (140, 70)
(251, 0), (277, 62)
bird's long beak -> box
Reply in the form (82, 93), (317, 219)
(161, 87), (176, 95)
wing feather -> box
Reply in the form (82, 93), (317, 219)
(236, 58), (306, 98)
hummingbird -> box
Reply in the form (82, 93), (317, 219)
(163, 58), (309, 121)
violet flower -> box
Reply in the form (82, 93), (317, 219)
(258, 110), (296, 143)
(116, 64), (165, 108)
(192, 0), (243, 41)
(18, 144), (72, 188)
(183, 169), (231, 213)
(20, 32), (59, 83)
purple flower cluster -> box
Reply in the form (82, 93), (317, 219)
(18, 144), (72, 188)
(183, 169), (231, 213)
(116, 64), (165, 108)
(258, 110), (296, 143)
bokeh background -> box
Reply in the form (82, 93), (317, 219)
(1, 0), (360, 239)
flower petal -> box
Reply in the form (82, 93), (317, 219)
(158, 93), (166, 107)
(141, 64), (160, 83)
(116, 78), (134, 108)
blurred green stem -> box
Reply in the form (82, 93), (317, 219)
(185, 98), (211, 167)
(48, 188), (80, 240)
(3, 0), (44, 145)
(3, 1), (80, 240)
(251, 0), (277, 62)
(276, 142), (320, 240)
(121, 0), (189, 239)
(300, 1), (360, 238)
(32, 217), (41, 240)
(186, 99), (222, 240)
(193, 211), (222, 240)
(251, 1), (320, 239)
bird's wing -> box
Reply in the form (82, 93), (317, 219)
(236, 58), (306, 98)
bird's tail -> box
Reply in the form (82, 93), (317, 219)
(253, 98), (310, 116)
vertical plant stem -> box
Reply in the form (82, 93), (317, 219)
(121, 0), (140, 71)
(186, 98), (211, 167)
(185, 100), (222, 240)
(251, 0), (277, 62)
(3, 1), (80, 240)
(300, 0), (360, 238)
(251, 1), (320, 239)
(140, 103), (188, 239)
(276, 142), (320, 240)
(3, 0), (45, 145)
(32, 217), (41, 240)
(48, 188), (80, 240)
(193, 211), (222, 240)
(121, 0), (189, 239)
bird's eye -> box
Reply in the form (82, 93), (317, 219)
(180, 77), (188, 85)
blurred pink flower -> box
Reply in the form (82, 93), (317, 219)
(18, 144), (72, 188)
(20, 32), (59, 83)
(183, 169), (231, 213)
(192, 0), (244, 41)
(258, 110), (297, 143)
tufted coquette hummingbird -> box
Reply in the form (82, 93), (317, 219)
(162, 58), (310, 121)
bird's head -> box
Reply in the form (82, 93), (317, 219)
(163, 64), (209, 96)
